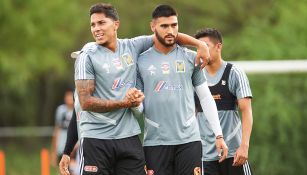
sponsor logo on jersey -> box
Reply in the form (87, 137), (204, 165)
(84, 165), (98, 172)
(161, 62), (170, 74)
(112, 78), (133, 90)
(112, 57), (123, 70)
(102, 63), (110, 73)
(212, 94), (222, 100)
(154, 81), (183, 92)
(147, 65), (157, 75)
(221, 80), (226, 85)
(122, 53), (134, 67)
(176, 60), (185, 73)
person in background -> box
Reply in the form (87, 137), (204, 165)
(51, 88), (79, 175)
(195, 28), (253, 175)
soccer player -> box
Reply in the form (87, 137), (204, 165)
(194, 28), (253, 175)
(70, 3), (213, 175)
(136, 5), (228, 175)
(51, 88), (74, 165)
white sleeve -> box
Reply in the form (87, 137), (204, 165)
(131, 103), (144, 118)
(195, 82), (223, 136)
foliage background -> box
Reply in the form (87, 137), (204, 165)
(0, 0), (306, 174)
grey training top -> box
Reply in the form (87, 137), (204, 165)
(74, 36), (153, 140)
(137, 45), (206, 146)
(197, 61), (252, 161)
(55, 104), (73, 155)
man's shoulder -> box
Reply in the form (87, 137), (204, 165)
(229, 63), (247, 77)
(56, 104), (67, 113)
(81, 42), (98, 55)
(138, 47), (155, 59)
(177, 45), (196, 58)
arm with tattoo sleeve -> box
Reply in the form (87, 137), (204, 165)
(76, 80), (138, 113)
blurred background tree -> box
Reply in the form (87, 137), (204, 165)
(0, 0), (306, 174)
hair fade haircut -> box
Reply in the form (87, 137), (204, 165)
(89, 3), (119, 21)
(194, 28), (223, 44)
(152, 4), (177, 19)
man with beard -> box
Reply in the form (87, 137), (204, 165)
(136, 5), (229, 175)
(60, 3), (214, 175)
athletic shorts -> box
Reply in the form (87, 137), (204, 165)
(144, 141), (202, 175)
(202, 157), (253, 175)
(80, 136), (146, 175)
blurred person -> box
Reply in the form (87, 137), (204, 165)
(194, 28), (253, 175)
(51, 88), (79, 174)
(59, 92), (82, 175)
(136, 5), (228, 175)
(72, 3), (212, 175)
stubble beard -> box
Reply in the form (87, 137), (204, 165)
(155, 31), (177, 47)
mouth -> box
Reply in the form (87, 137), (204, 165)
(95, 33), (104, 40)
(165, 36), (174, 39)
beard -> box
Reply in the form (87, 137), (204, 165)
(155, 30), (177, 47)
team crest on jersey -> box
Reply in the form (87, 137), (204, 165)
(147, 65), (157, 76)
(161, 62), (170, 74)
(176, 60), (185, 73)
(112, 78), (133, 90)
(154, 81), (183, 92)
(112, 57), (123, 70)
(222, 80), (226, 85)
(102, 63), (110, 73)
(122, 53), (134, 67)
(84, 165), (98, 172)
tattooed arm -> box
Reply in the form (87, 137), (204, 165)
(76, 79), (138, 113)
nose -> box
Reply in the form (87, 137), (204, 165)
(93, 25), (102, 33)
(167, 26), (174, 35)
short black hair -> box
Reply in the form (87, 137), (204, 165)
(194, 28), (223, 44)
(89, 3), (119, 21)
(152, 4), (177, 19)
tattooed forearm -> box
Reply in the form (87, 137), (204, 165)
(75, 80), (131, 113)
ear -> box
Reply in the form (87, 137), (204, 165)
(150, 20), (155, 32)
(114, 20), (120, 30)
(216, 43), (222, 52)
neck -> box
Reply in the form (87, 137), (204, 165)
(206, 55), (223, 76)
(154, 37), (175, 54)
(100, 36), (117, 52)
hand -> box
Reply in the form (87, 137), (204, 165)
(233, 144), (249, 166)
(215, 137), (229, 162)
(59, 154), (71, 175)
(195, 42), (210, 69)
(125, 88), (145, 107)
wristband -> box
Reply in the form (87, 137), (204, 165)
(216, 135), (223, 139)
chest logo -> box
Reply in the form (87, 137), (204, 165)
(122, 53), (134, 67)
(102, 63), (110, 73)
(161, 62), (170, 74)
(112, 78), (133, 90)
(112, 57), (123, 70)
(175, 60), (185, 73)
(154, 81), (183, 92)
(147, 65), (157, 76)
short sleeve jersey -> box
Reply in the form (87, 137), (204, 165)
(197, 61), (252, 161)
(55, 104), (73, 154)
(74, 36), (153, 139)
(137, 45), (206, 146)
